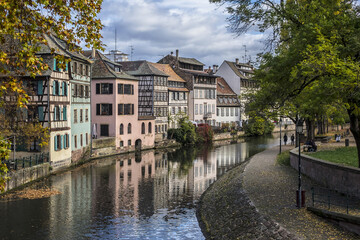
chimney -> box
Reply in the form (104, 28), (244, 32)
(235, 58), (239, 64)
(176, 49), (179, 60)
(213, 65), (218, 73)
(208, 66), (211, 70)
(171, 51), (173, 55)
(92, 48), (96, 59)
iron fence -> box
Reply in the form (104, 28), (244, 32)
(311, 186), (360, 215)
(4, 152), (49, 170)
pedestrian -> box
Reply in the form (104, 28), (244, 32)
(283, 134), (288, 145)
(290, 134), (295, 145)
(335, 134), (338, 140)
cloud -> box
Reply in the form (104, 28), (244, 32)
(98, 0), (266, 67)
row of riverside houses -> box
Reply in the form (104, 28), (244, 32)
(3, 34), (256, 170)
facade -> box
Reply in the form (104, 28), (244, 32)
(104, 50), (129, 62)
(148, 63), (189, 129)
(216, 77), (241, 127)
(121, 61), (169, 141)
(158, 50), (217, 126)
(87, 50), (155, 151)
(215, 59), (256, 123)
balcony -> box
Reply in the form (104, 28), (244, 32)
(203, 112), (212, 119)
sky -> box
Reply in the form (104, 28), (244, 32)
(98, 0), (266, 68)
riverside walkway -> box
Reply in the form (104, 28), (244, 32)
(197, 144), (358, 239)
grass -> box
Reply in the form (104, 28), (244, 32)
(308, 147), (358, 167)
(277, 150), (291, 166)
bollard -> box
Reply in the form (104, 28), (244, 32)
(345, 139), (349, 147)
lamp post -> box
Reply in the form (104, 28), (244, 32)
(279, 117), (282, 154)
(296, 121), (304, 208)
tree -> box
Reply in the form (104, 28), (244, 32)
(0, 0), (104, 191)
(211, 0), (360, 165)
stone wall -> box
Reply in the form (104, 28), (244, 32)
(5, 163), (50, 192)
(290, 148), (360, 198)
(213, 131), (245, 141)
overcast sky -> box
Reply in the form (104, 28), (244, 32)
(98, 0), (265, 67)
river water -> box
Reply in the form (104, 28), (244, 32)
(0, 134), (279, 240)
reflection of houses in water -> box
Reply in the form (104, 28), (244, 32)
(168, 161), (188, 201)
(216, 143), (247, 177)
(191, 150), (217, 198)
(153, 152), (169, 210)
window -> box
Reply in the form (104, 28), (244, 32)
(96, 83), (113, 94)
(80, 109), (83, 122)
(85, 109), (89, 121)
(172, 92), (175, 100)
(73, 84), (77, 97)
(148, 122), (152, 133)
(199, 90), (203, 98)
(64, 134), (69, 149)
(85, 86), (89, 97)
(235, 108), (239, 116)
(53, 80), (60, 95)
(74, 135), (77, 148)
(194, 89), (198, 98)
(128, 123), (132, 134)
(195, 104), (198, 115)
(74, 109), (77, 123)
(231, 108), (234, 116)
(128, 140), (131, 146)
(226, 107), (229, 116)
(212, 104), (215, 114)
(54, 106), (61, 121)
(100, 124), (109, 136)
(74, 62), (78, 74)
(221, 108), (224, 116)
(118, 104), (134, 115)
(184, 107), (187, 114)
(54, 135), (62, 151)
(86, 65), (89, 76)
(118, 84), (134, 95)
(63, 82), (67, 96)
(155, 125), (157, 133)
(63, 106), (67, 120)
(120, 141), (124, 147)
(120, 124), (124, 135)
(200, 104), (203, 114)
(96, 104), (112, 115)
(141, 122), (145, 134)
(80, 134), (83, 147)
(172, 107), (175, 114)
(86, 133), (88, 145)
(217, 108), (219, 116)
(80, 63), (83, 75)
(80, 85), (84, 97)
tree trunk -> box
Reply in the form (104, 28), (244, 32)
(305, 118), (315, 141)
(347, 108), (360, 167)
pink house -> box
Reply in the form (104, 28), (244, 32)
(87, 50), (155, 151)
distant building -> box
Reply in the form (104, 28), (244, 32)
(216, 77), (241, 127)
(148, 63), (189, 129)
(86, 50), (155, 151)
(215, 59), (256, 122)
(158, 50), (217, 126)
(120, 61), (169, 141)
(104, 50), (129, 62)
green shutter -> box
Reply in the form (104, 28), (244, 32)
(63, 82), (67, 96)
(53, 81), (56, 95)
(54, 136), (58, 151)
(63, 106), (67, 120)
(54, 106), (57, 121)
(60, 135), (63, 150)
(38, 106), (44, 121)
(53, 58), (57, 71)
(37, 81), (43, 95)
(63, 135), (67, 148)
(66, 62), (68, 72)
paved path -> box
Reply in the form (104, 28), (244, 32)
(243, 145), (358, 239)
(197, 143), (359, 239)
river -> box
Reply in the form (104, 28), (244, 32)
(0, 134), (280, 240)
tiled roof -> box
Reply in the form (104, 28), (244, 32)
(168, 87), (189, 92)
(180, 68), (217, 77)
(120, 61), (168, 77)
(225, 60), (255, 80)
(87, 50), (138, 80)
(217, 77), (237, 96)
(178, 57), (204, 66)
(148, 63), (186, 82)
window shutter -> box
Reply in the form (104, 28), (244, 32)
(109, 84), (113, 94)
(53, 58), (57, 71)
(66, 62), (68, 72)
(37, 81), (43, 95)
(131, 85), (134, 95)
(53, 81), (56, 95)
(63, 106), (67, 120)
(63, 135), (67, 148)
(60, 135), (63, 150)
(61, 82), (65, 96)
(59, 106), (62, 120)
(96, 104), (100, 115)
(96, 84), (100, 94)
(109, 104), (112, 115)
(54, 106), (57, 120)
(54, 136), (58, 151)
(132, 104), (134, 115)
(38, 106), (44, 121)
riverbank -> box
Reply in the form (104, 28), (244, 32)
(197, 145), (358, 239)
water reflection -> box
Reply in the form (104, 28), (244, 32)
(0, 134), (279, 240)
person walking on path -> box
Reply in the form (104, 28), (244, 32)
(290, 134), (295, 145)
(283, 134), (288, 145)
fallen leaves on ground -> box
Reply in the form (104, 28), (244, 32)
(1, 186), (61, 201)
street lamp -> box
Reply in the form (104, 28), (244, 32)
(296, 121), (304, 208)
(279, 117), (283, 154)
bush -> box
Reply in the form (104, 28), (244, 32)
(243, 116), (274, 136)
(168, 117), (198, 145)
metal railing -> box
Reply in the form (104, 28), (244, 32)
(4, 152), (49, 171)
(311, 187), (360, 215)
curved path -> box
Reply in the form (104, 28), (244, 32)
(197, 145), (358, 239)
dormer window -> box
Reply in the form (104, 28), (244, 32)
(115, 67), (120, 72)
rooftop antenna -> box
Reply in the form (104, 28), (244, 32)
(243, 45), (247, 63)
(130, 45), (134, 61)
(115, 28), (117, 51)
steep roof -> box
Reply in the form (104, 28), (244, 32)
(178, 56), (204, 66)
(224, 60), (255, 80)
(120, 61), (168, 77)
(148, 63), (186, 82)
(217, 77), (237, 96)
(84, 50), (137, 80)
